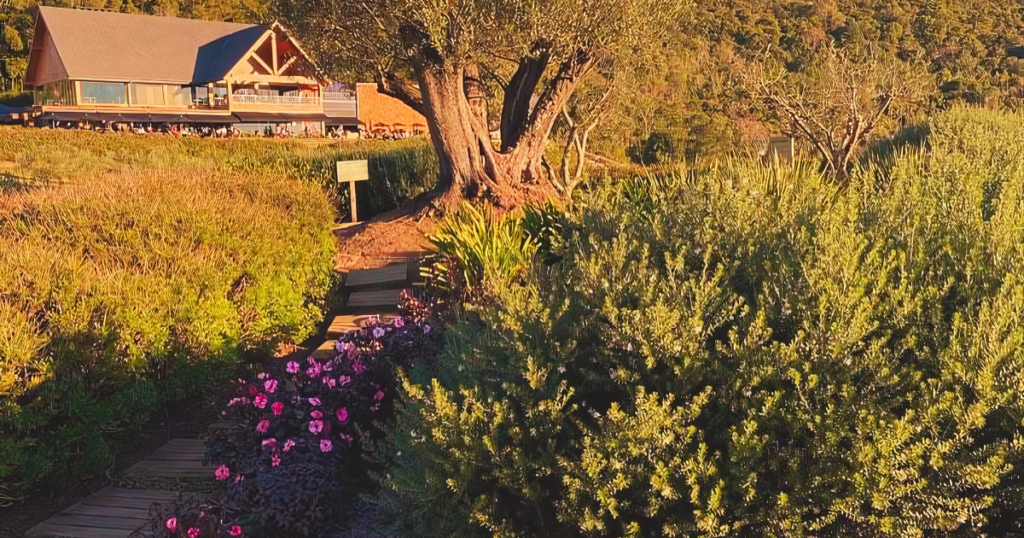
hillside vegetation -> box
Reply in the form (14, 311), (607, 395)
(386, 106), (1024, 537)
(0, 166), (337, 495)
(0, 128), (438, 219)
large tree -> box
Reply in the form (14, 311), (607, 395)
(272, 0), (686, 213)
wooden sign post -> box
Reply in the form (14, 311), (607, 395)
(336, 160), (370, 223)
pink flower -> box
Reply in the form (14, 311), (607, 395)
(262, 438), (277, 449)
(372, 327), (385, 339)
(352, 361), (366, 374)
(339, 433), (353, 445)
(423, 324), (431, 334)
(188, 528), (201, 538)
(309, 397), (321, 406)
(325, 376), (336, 388)
(338, 375), (351, 386)
(323, 360), (333, 371)
(230, 526), (243, 536)
(321, 439), (333, 452)
(284, 439), (294, 451)
(394, 317), (405, 328)
(248, 385), (258, 396)
(254, 393), (267, 409)
(166, 517), (177, 532)
(309, 420), (323, 434)
(215, 464), (230, 481)
(264, 379), (278, 393)
(374, 390), (385, 401)
(286, 361), (299, 373)
(271, 454), (281, 467)
(234, 474), (244, 483)
(256, 420), (269, 434)
(311, 410), (322, 419)
(336, 407), (348, 422)
(271, 401), (284, 415)
(306, 366), (320, 377)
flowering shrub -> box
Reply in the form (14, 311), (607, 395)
(154, 293), (437, 537)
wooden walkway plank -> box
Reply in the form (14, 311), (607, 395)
(326, 315), (396, 338)
(347, 288), (408, 308)
(122, 439), (212, 479)
(26, 522), (140, 538)
(344, 263), (409, 288)
(309, 340), (337, 360)
(23, 486), (182, 538)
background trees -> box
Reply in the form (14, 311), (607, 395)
(268, 0), (688, 212)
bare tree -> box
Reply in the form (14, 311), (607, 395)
(749, 48), (924, 179)
(272, 0), (688, 214)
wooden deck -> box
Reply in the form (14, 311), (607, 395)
(344, 262), (409, 288)
(122, 438), (210, 479)
(25, 439), (210, 537)
(25, 487), (184, 537)
(346, 288), (409, 308)
(327, 314), (396, 338)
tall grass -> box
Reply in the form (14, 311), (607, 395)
(0, 128), (439, 219)
(0, 169), (337, 494)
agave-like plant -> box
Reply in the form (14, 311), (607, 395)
(425, 202), (537, 293)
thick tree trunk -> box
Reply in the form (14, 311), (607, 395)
(379, 47), (595, 215)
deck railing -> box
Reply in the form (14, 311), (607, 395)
(231, 94), (321, 111)
(323, 92), (357, 117)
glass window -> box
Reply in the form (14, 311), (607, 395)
(169, 86), (192, 106)
(81, 82), (126, 104)
(130, 83), (165, 106)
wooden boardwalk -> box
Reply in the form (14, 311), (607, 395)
(25, 439), (209, 537)
(303, 258), (423, 363)
(122, 438), (209, 479)
(25, 487), (181, 538)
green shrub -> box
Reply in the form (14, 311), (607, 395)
(0, 128), (438, 219)
(0, 169), (337, 494)
(384, 107), (1024, 537)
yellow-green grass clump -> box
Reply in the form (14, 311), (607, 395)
(0, 168), (336, 493)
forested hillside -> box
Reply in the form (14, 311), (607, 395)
(592, 0), (1024, 162)
(5, 0), (1024, 162)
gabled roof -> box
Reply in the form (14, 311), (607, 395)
(32, 7), (267, 85)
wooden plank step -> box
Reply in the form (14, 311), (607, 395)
(309, 340), (337, 360)
(122, 438), (211, 479)
(23, 487), (176, 537)
(89, 487), (179, 500)
(26, 522), (141, 538)
(344, 263), (408, 288)
(327, 315), (396, 338)
(347, 288), (408, 308)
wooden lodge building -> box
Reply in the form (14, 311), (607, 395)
(25, 7), (368, 134)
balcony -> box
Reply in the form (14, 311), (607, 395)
(230, 94), (321, 112)
(324, 92), (357, 117)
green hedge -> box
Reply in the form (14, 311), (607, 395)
(387, 106), (1024, 537)
(0, 128), (438, 219)
(0, 169), (337, 495)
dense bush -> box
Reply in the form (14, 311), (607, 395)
(0, 170), (337, 495)
(384, 106), (1024, 537)
(145, 296), (437, 537)
(0, 128), (438, 219)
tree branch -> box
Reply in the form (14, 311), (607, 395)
(500, 46), (551, 151)
(376, 70), (425, 115)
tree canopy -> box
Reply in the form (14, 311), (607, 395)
(271, 0), (688, 212)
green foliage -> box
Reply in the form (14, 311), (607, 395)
(384, 106), (1024, 537)
(427, 203), (538, 292)
(0, 168), (337, 494)
(0, 129), (438, 219)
